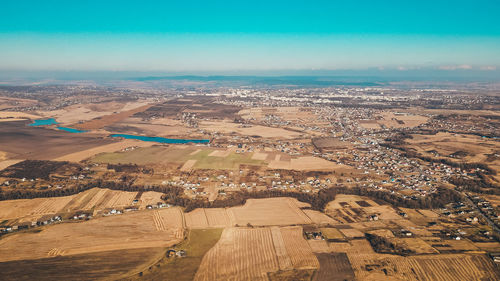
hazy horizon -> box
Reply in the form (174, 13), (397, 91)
(1, 0), (499, 73)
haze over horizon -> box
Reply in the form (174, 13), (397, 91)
(1, 0), (499, 75)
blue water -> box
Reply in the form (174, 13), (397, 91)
(57, 127), (88, 133)
(29, 118), (58, 126)
(110, 134), (210, 144)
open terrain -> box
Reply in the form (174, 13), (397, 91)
(0, 121), (114, 160)
(0, 208), (183, 262)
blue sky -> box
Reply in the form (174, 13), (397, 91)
(1, 0), (499, 72)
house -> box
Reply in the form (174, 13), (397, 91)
(490, 253), (500, 263)
(401, 229), (412, 236)
(17, 222), (30, 230)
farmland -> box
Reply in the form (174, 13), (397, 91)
(358, 111), (428, 129)
(1, 83), (500, 280)
(128, 228), (223, 281)
(347, 253), (499, 280)
(73, 104), (152, 130)
(185, 197), (318, 228)
(0, 121), (115, 160)
(313, 253), (355, 281)
(0, 247), (166, 281)
(91, 146), (264, 170)
(38, 101), (152, 126)
(199, 120), (303, 139)
(0, 188), (167, 224)
(0, 209), (183, 262)
(194, 226), (318, 281)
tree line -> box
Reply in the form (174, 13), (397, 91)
(0, 179), (462, 212)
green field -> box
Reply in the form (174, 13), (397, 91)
(191, 150), (264, 170)
(91, 146), (196, 165)
(91, 146), (265, 170)
(128, 228), (223, 281)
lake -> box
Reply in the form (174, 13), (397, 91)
(110, 134), (210, 144)
(57, 127), (88, 133)
(29, 118), (58, 126)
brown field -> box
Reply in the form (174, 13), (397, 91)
(393, 219), (434, 236)
(186, 198), (314, 228)
(324, 194), (404, 223)
(473, 242), (500, 252)
(137, 191), (165, 209)
(408, 132), (498, 162)
(312, 137), (351, 152)
(104, 116), (193, 137)
(321, 227), (345, 241)
(0, 188), (167, 223)
(238, 107), (323, 126)
(313, 253), (355, 281)
(0, 247), (165, 281)
(185, 208), (210, 228)
(229, 197), (312, 226)
(359, 112), (428, 130)
(417, 209), (440, 218)
(339, 228), (365, 239)
(0, 121), (115, 160)
(433, 239), (479, 252)
(280, 226), (320, 269)
(390, 238), (439, 254)
(0, 151), (7, 161)
(348, 253), (500, 281)
(74, 104), (152, 130)
(185, 208), (233, 229)
(38, 101), (151, 125)
(180, 159), (197, 172)
(268, 156), (347, 171)
(204, 208), (231, 227)
(271, 227), (293, 270)
(0, 111), (41, 120)
(54, 139), (154, 162)
(200, 120), (302, 139)
(0, 159), (23, 171)
(367, 229), (395, 238)
(194, 226), (318, 281)
(379, 112), (429, 128)
(406, 132), (500, 181)
(326, 194), (377, 210)
(0, 209), (183, 262)
(194, 227), (280, 281)
(0, 196), (76, 223)
(307, 239), (330, 253)
(303, 209), (338, 225)
(330, 239), (375, 255)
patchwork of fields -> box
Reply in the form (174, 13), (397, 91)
(0, 188), (165, 224)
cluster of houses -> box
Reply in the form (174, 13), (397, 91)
(469, 195), (500, 229)
(304, 230), (324, 240)
(166, 249), (186, 258)
(0, 215), (63, 235)
(146, 202), (169, 209)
